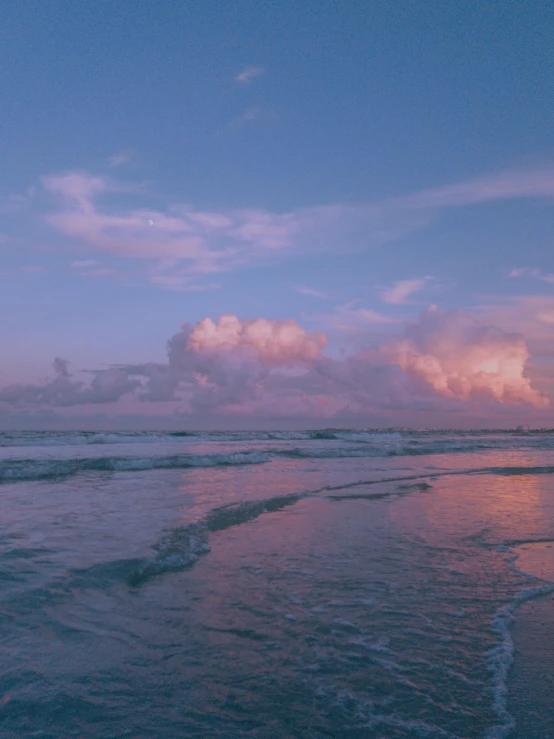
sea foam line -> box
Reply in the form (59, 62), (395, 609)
(0, 451), (270, 483)
(484, 583), (554, 739)
(128, 492), (303, 585)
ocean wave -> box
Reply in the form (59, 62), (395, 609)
(129, 493), (303, 585)
(0, 431), (181, 447)
(0, 428), (403, 447)
(4, 439), (554, 483)
(0, 451), (270, 483)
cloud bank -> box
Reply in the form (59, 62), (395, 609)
(0, 360), (140, 407)
(0, 309), (547, 421)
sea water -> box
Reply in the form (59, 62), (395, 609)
(1, 429), (553, 737)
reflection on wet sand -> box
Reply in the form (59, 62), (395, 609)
(391, 452), (554, 549)
(514, 541), (554, 582)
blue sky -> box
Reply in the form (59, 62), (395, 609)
(1, 1), (553, 427)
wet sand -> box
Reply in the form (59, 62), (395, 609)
(511, 543), (554, 738)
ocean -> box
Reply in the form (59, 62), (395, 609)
(1, 429), (553, 738)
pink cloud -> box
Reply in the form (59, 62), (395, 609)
(380, 277), (432, 305)
(187, 315), (327, 364)
(43, 171), (107, 206)
(399, 168), (554, 210)
(508, 267), (554, 284)
(41, 172), (302, 286)
(34, 166), (554, 289)
(477, 295), (554, 356)
(476, 295), (554, 402)
(0, 359), (140, 407)
(384, 306), (548, 408)
(0, 309), (547, 417)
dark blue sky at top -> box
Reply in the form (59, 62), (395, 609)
(3, 0), (552, 204)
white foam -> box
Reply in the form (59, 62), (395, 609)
(319, 684), (460, 738)
(485, 583), (554, 739)
(0, 450), (270, 482)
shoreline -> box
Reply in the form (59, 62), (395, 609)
(509, 543), (554, 738)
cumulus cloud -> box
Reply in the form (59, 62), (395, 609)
(475, 295), (554, 402)
(185, 315), (326, 364)
(0, 310), (547, 418)
(152, 316), (327, 412)
(384, 306), (548, 408)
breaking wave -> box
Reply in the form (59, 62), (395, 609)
(0, 451), (270, 483)
(4, 428), (554, 449)
(4, 436), (554, 484)
(0, 429), (402, 447)
(129, 493), (303, 585)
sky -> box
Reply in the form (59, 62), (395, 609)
(1, 0), (554, 429)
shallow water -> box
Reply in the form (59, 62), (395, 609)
(1, 430), (553, 737)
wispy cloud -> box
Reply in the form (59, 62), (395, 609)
(0, 187), (36, 214)
(25, 165), (554, 290)
(107, 151), (133, 169)
(333, 302), (402, 331)
(380, 276), (432, 305)
(296, 286), (330, 299)
(21, 265), (47, 274)
(70, 259), (101, 269)
(1, 265), (49, 276)
(215, 107), (262, 137)
(508, 267), (554, 284)
(477, 295), (554, 356)
(398, 168), (554, 209)
(235, 66), (263, 84)
(228, 106), (260, 130)
(69, 258), (114, 278)
(41, 171), (303, 288)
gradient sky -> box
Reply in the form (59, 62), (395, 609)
(1, 1), (554, 428)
